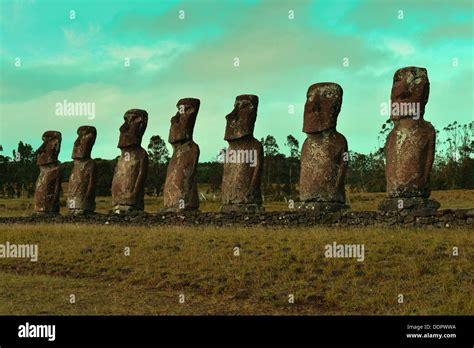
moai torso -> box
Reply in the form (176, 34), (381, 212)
(68, 159), (96, 211)
(300, 131), (347, 202)
(163, 98), (200, 211)
(35, 164), (62, 213)
(385, 118), (435, 198)
(164, 141), (199, 209)
(68, 126), (97, 213)
(111, 109), (149, 212)
(384, 66), (435, 198)
(221, 95), (263, 208)
(222, 137), (263, 205)
(299, 83), (348, 204)
(112, 147), (148, 210)
(34, 131), (62, 214)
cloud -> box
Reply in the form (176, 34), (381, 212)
(105, 41), (192, 73)
(384, 39), (415, 57)
(62, 25), (101, 47)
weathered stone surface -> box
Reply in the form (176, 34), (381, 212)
(163, 98), (200, 212)
(3, 209), (473, 229)
(384, 118), (436, 198)
(303, 82), (343, 133)
(299, 83), (348, 208)
(390, 66), (429, 121)
(378, 197), (440, 212)
(34, 131), (62, 214)
(295, 201), (350, 213)
(221, 203), (263, 213)
(380, 67), (438, 211)
(68, 126), (97, 214)
(111, 109), (149, 213)
(221, 95), (264, 212)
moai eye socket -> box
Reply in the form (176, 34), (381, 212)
(399, 91), (411, 100)
(312, 101), (321, 113)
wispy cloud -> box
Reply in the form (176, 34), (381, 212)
(105, 41), (192, 73)
(62, 25), (101, 47)
(384, 39), (416, 57)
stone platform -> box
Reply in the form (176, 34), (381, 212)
(1, 209), (473, 229)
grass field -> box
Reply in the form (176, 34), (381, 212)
(0, 224), (472, 315)
(1, 189), (473, 216)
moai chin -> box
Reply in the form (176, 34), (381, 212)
(221, 94), (264, 213)
(111, 109), (149, 214)
(379, 66), (440, 211)
(163, 98), (200, 212)
(68, 126), (97, 215)
(298, 82), (349, 212)
(34, 131), (62, 215)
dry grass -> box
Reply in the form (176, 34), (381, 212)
(0, 189), (473, 217)
(0, 224), (472, 315)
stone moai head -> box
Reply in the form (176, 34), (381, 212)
(168, 98), (200, 144)
(72, 126), (97, 160)
(390, 66), (429, 120)
(224, 94), (259, 141)
(118, 109), (148, 148)
(303, 82), (343, 133)
(36, 131), (61, 166)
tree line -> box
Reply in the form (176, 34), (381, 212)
(0, 121), (472, 199)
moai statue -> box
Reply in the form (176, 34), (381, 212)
(163, 98), (200, 212)
(298, 83), (349, 212)
(221, 94), (264, 213)
(34, 131), (62, 215)
(68, 126), (97, 215)
(111, 109), (149, 213)
(379, 66), (439, 211)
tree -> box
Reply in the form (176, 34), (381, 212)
(147, 135), (170, 164)
(9, 142), (38, 197)
(261, 135), (281, 196)
(377, 119), (392, 150)
(285, 135), (300, 195)
(345, 150), (385, 192)
(285, 135), (299, 159)
(262, 135), (279, 157)
(0, 145), (7, 196)
(197, 161), (223, 193)
(432, 121), (474, 189)
(95, 159), (116, 196)
(146, 135), (170, 196)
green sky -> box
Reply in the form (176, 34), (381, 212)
(0, 0), (472, 162)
